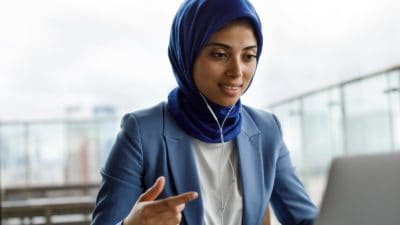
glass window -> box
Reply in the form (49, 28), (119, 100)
(301, 88), (344, 204)
(344, 74), (392, 154)
(270, 100), (304, 172)
(66, 121), (101, 183)
(387, 70), (400, 151)
(28, 123), (66, 185)
(0, 118), (119, 187)
(302, 88), (344, 174)
(0, 124), (29, 186)
(65, 118), (119, 184)
(96, 119), (119, 167)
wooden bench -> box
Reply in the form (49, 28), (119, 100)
(1, 196), (95, 225)
(3, 183), (99, 201)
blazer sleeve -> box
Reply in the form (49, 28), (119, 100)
(91, 113), (144, 225)
(270, 114), (318, 225)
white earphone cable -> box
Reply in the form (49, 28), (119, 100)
(199, 93), (237, 225)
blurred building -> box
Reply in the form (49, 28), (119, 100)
(0, 105), (119, 187)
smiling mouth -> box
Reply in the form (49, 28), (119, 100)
(220, 84), (242, 95)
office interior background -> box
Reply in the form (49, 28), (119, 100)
(1, 0), (399, 224)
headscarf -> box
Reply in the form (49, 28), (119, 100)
(167, 0), (263, 143)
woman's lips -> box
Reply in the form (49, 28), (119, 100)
(219, 84), (242, 96)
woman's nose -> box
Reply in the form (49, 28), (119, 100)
(225, 57), (243, 77)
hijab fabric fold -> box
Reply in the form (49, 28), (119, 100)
(167, 0), (263, 143)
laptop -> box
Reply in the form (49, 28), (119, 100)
(315, 152), (400, 225)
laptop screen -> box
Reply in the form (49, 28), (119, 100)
(315, 152), (400, 225)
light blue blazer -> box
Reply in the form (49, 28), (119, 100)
(91, 102), (317, 225)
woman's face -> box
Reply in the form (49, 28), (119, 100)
(193, 20), (258, 107)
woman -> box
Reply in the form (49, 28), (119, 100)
(91, 0), (318, 225)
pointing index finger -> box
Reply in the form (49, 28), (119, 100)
(162, 191), (198, 206)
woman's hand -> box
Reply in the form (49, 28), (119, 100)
(123, 176), (198, 225)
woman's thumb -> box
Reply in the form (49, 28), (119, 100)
(138, 176), (165, 202)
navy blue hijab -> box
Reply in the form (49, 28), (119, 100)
(167, 0), (263, 143)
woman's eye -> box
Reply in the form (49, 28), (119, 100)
(210, 52), (227, 59)
(244, 54), (257, 61)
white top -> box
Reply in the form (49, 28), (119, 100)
(192, 138), (243, 225)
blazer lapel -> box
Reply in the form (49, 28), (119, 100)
(162, 104), (264, 225)
(237, 109), (264, 225)
(163, 105), (204, 225)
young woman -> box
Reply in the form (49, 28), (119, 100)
(91, 1), (318, 225)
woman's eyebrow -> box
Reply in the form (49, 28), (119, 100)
(205, 42), (257, 50)
(205, 42), (231, 49)
(244, 45), (257, 50)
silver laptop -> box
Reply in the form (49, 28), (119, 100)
(315, 152), (400, 225)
